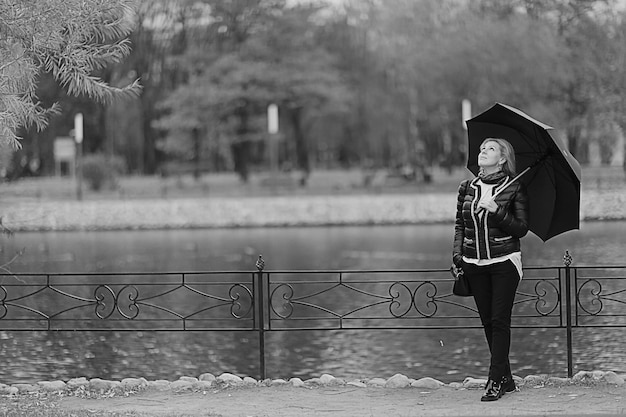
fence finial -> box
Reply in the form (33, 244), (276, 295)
(563, 250), (572, 267)
(255, 255), (265, 271)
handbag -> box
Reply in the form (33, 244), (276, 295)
(451, 264), (472, 297)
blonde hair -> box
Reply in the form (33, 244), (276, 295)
(481, 138), (516, 176)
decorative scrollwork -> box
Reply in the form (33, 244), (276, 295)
(533, 280), (559, 316)
(94, 285), (116, 319)
(388, 282), (412, 318)
(270, 283), (294, 319)
(577, 279), (603, 316)
(412, 281), (439, 317)
(117, 285), (140, 319)
(229, 284), (253, 318)
(0, 285), (7, 319)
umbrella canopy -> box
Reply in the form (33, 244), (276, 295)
(466, 102), (582, 241)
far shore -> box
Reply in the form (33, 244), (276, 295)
(0, 188), (624, 232)
(0, 166), (624, 232)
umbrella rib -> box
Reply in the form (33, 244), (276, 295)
(521, 124), (548, 158)
(543, 158), (557, 188)
(532, 124), (545, 153)
(484, 121), (544, 153)
(527, 160), (556, 192)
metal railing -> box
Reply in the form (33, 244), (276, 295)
(1, 252), (625, 380)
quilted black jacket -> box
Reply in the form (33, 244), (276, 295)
(453, 172), (529, 266)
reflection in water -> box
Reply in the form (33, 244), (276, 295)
(0, 221), (625, 383)
(0, 330), (261, 384)
(264, 327), (626, 383)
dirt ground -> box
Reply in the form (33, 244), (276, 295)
(56, 384), (626, 417)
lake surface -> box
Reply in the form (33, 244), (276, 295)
(0, 221), (624, 384)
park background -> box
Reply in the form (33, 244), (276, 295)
(1, 0), (626, 188)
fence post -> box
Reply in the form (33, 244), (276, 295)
(255, 255), (267, 381)
(563, 250), (573, 378)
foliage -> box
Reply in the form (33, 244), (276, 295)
(155, 0), (351, 181)
(328, 0), (626, 167)
(81, 153), (126, 191)
(7, 0), (626, 179)
(0, 0), (141, 148)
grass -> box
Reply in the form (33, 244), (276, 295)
(0, 167), (466, 201)
(0, 165), (624, 202)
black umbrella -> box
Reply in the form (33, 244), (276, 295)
(465, 102), (582, 241)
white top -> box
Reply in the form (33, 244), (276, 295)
(477, 182), (497, 208)
(463, 252), (523, 279)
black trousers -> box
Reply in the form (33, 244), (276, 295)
(463, 259), (520, 382)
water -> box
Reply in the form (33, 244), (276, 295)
(0, 221), (624, 384)
(4, 221), (624, 272)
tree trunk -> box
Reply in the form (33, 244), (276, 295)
(232, 105), (251, 183)
(192, 127), (201, 180)
(231, 141), (250, 182)
(289, 106), (310, 186)
(141, 100), (156, 175)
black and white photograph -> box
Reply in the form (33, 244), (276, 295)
(1, 0), (625, 415)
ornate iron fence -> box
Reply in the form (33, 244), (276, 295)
(1, 252), (625, 380)
(0, 271), (257, 331)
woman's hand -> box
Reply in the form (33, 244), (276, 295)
(477, 198), (498, 213)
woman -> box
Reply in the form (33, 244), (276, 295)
(453, 138), (529, 402)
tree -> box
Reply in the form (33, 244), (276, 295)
(104, 0), (211, 174)
(473, 0), (623, 164)
(157, 1), (351, 183)
(0, 0), (141, 149)
(331, 0), (624, 172)
(328, 0), (529, 170)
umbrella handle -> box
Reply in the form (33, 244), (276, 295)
(475, 151), (548, 214)
(491, 150), (549, 199)
(490, 166), (531, 199)
(475, 166), (531, 215)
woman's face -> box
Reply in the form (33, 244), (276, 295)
(478, 140), (504, 169)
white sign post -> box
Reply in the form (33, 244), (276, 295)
(267, 104), (279, 135)
(74, 113), (84, 144)
(267, 104), (279, 172)
(461, 99), (471, 130)
(74, 113), (84, 200)
(461, 99), (472, 158)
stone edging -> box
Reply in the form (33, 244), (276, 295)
(1, 370), (624, 397)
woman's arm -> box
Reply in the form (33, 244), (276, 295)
(452, 180), (468, 266)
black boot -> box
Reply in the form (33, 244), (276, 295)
(501, 375), (517, 394)
(481, 379), (503, 402)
